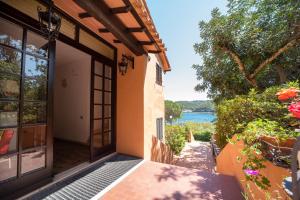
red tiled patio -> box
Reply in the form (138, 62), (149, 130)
(101, 142), (243, 200)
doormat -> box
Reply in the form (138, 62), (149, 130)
(26, 154), (143, 200)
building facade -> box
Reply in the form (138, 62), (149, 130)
(0, 0), (170, 197)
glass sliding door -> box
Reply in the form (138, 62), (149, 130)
(0, 17), (49, 183)
(91, 59), (114, 160)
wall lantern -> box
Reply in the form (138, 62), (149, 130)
(118, 54), (134, 75)
(37, 0), (61, 41)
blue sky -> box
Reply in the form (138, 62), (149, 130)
(147, 0), (228, 101)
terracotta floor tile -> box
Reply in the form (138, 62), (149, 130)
(101, 142), (243, 200)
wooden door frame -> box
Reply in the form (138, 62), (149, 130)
(90, 56), (117, 162)
(0, 1), (117, 197)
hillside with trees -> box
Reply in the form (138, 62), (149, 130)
(176, 100), (215, 112)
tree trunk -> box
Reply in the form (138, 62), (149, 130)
(275, 65), (287, 83)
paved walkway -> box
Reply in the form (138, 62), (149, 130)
(173, 142), (216, 172)
(101, 142), (243, 200)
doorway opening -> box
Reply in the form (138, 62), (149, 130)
(53, 41), (91, 175)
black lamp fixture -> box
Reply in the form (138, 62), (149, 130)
(118, 54), (134, 75)
(37, 0), (61, 41)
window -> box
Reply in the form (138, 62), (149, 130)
(156, 64), (162, 86)
(156, 118), (163, 140)
(92, 61), (113, 149)
(0, 18), (48, 180)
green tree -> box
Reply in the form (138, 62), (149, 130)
(193, 0), (300, 102)
(165, 100), (183, 123)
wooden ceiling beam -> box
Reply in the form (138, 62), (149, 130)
(148, 50), (162, 54)
(138, 41), (155, 45)
(127, 27), (146, 33)
(75, 0), (145, 55)
(110, 6), (132, 14)
(78, 12), (91, 19)
(113, 40), (122, 43)
(122, 0), (162, 52)
(99, 28), (110, 33)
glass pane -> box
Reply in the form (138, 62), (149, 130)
(105, 66), (111, 78)
(0, 46), (22, 75)
(0, 155), (17, 182)
(0, 128), (17, 155)
(26, 31), (48, 57)
(0, 74), (20, 100)
(104, 132), (111, 145)
(104, 119), (111, 131)
(94, 119), (102, 132)
(94, 62), (103, 76)
(94, 105), (102, 119)
(24, 78), (47, 101)
(21, 125), (46, 150)
(104, 106), (111, 118)
(93, 120), (102, 148)
(104, 79), (111, 91)
(0, 18), (23, 49)
(94, 91), (102, 104)
(25, 55), (48, 78)
(21, 148), (45, 174)
(23, 102), (46, 124)
(94, 76), (102, 90)
(104, 92), (111, 104)
(3, 0), (46, 21)
(60, 17), (76, 39)
(0, 102), (18, 127)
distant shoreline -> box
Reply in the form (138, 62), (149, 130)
(183, 111), (215, 113)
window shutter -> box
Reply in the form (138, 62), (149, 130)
(156, 64), (162, 85)
(156, 118), (163, 140)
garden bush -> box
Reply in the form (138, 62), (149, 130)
(215, 82), (299, 148)
(184, 122), (214, 142)
(193, 131), (212, 141)
(165, 125), (186, 155)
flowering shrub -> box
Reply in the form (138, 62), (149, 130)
(215, 82), (299, 190)
(288, 102), (300, 119)
(276, 88), (299, 101)
(236, 82), (300, 190)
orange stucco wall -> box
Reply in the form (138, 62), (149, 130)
(217, 135), (290, 200)
(116, 46), (146, 158)
(116, 46), (166, 160)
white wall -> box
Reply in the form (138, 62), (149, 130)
(53, 41), (91, 145)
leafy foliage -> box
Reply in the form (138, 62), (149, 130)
(165, 125), (186, 155)
(217, 82), (300, 190)
(215, 82), (299, 148)
(193, 0), (300, 102)
(165, 100), (183, 123)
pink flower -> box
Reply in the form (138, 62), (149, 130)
(288, 102), (300, 119)
(244, 169), (259, 176)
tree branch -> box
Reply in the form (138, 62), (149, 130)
(218, 45), (258, 87)
(249, 37), (300, 79)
